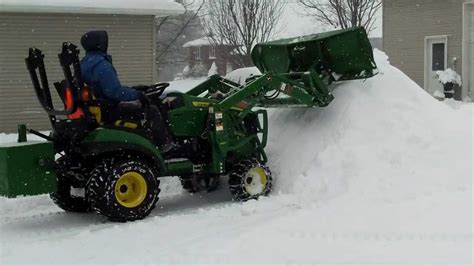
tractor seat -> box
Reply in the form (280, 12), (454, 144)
(54, 80), (143, 130)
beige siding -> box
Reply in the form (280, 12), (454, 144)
(383, 0), (464, 88)
(0, 13), (154, 133)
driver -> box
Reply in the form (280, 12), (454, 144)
(80, 30), (174, 151)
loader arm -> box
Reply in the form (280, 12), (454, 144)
(197, 27), (377, 111)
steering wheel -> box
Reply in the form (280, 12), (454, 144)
(148, 83), (170, 97)
(134, 83), (170, 98)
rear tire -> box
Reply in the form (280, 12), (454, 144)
(228, 159), (273, 201)
(179, 174), (220, 193)
(86, 156), (161, 222)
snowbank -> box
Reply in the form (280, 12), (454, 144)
(225, 67), (261, 85)
(267, 49), (472, 201)
(0, 50), (472, 264)
(207, 62), (218, 77)
(166, 78), (205, 93)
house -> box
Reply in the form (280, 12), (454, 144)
(156, 10), (204, 82)
(369, 37), (383, 51)
(0, 0), (184, 133)
(383, 0), (473, 100)
(183, 37), (238, 77)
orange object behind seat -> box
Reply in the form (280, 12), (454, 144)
(65, 87), (84, 119)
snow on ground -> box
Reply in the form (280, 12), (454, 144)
(0, 50), (472, 265)
(0, 132), (47, 143)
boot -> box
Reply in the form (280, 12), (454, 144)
(146, 107), (176, 152)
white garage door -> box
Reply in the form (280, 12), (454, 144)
(0, 13), (155, 132)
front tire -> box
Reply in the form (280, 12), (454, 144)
(228, 159), (273, 201)
(86, 157), (161, 222)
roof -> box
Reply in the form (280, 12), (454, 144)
(0, 0), (185, 16)
(183, 36), (236, 48)
(183, 37), (213, 48)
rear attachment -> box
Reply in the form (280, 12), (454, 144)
(0, 43), (88, 198)
(0, 128), (56, 198)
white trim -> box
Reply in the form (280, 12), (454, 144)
(195, 47), (201, 60)
(152, 18), (158, 83)
(462, 2), (474, 99)
(424, 35), (448, 91)
(209, 46), (216, 59)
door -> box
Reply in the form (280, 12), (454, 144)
(425, 37), (447, 96)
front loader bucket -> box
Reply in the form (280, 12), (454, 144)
(0, 140), (56, 198)
(251, 27), (377, 81)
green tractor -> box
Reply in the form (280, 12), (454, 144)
(0, 27), (377, 222)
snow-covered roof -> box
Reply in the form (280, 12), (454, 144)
(183, 36), (237, 48)
(0, 0), (185, 16)
(183, 37), (213, 48)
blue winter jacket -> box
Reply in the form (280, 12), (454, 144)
(80, 52), (141, 104)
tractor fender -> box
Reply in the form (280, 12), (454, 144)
(80, 128), (167, 174)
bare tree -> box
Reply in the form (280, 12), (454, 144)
(201, 0), (285, 67)
(297, 0), (381, 33)
(156, 0), (205, 63)
(155, 0), (205, 80)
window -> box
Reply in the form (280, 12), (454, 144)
(431, 43), (445, 71)
(195, 47), (201, 60)
(209, 46), (216, 59)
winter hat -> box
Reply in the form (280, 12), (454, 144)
(81, 30), (109, 53)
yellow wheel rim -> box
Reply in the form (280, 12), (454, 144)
(114, 172), (148, 208)
(244, 167), (268, 195)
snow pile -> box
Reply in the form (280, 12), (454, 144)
(436, 68), (462, 86)
(225, 67), (261, 85)
(0, 50), (472, 264)
(444, 98), (473, 113)
(207, 62), (218, 77)
(433, 89), (446, 99)
(267, 49), (471, 201)
(166, 78), (205, 93)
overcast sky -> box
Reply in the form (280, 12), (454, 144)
(191, 1), (383, 40)
(277, 2), (383, 39)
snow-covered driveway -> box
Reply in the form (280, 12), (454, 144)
(1, 51), (472, 265)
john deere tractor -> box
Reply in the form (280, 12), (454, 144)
(0, 27), (377, 222)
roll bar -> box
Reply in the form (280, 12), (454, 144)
(25, 42), (83, 117)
